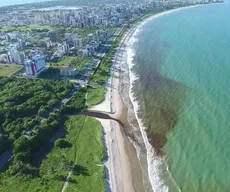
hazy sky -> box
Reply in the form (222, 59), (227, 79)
(0, 0), (49, 7)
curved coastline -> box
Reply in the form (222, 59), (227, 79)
(89, 4), (205, 192)
(124, 4), (202, 192)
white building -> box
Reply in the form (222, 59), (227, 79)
(8, 50), (25, 64)
(62, 44), (69, 54)
(46, 40), (53, 49)
(82, 49), (91, 57)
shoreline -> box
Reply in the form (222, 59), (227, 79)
(91, 4), (204, 192)
(91, 26), (144, 191)
(125, 4), (203, 192)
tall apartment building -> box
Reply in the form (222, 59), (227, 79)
(48, 30), (60, 42)
(24, 55), (46, 76)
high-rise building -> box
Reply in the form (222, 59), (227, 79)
(15, 52), (25, 64)
(8, 50), (25, 64)
(64, 33), (73, 42)
(62, 44), (69, 54)
(87, 33), (95, 42)
(18, 40), (25, 49)
(73, 38), (83, 49)
(78, 38), (83, 49)
(48, 30), (60, 42)
(24, 55), (46, 76)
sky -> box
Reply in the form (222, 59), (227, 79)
(0, 0), (49, 7)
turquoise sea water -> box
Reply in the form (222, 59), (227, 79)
(133, 3), (230, 192)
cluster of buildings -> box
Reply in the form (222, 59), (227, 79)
(0, 26), (113, 77)
(0, 31), (45, 65)
(0, 0), (213, 78)
(0, 38), (26, 64)
(48, 29), (111, 57)
(0, 1), (180, 28)
(0, 25), (112, 62)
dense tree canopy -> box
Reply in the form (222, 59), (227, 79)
(0, 77), (73, 155)
(61, 88), (87, 113)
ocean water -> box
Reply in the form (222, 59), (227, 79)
(0, 0), (48, 7)
(129, 3), (230, 192)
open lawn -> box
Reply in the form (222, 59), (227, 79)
(87, 86), (105, 107)
(1, 25), (118, 39)
(0, 64), (23, 77)
(49, 56), (92, 72)
(41, 115), (106, 192)
(0, 116), (106, 192)
(72, 27), (118, 39)
(1, 25), (53, 33)
(64, 116), (106, 192)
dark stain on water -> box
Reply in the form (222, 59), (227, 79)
(136, 72), (188, 156)
(132, 40), (188, 155)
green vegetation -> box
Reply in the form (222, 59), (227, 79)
(86, 26), (127, 107)
(54, 138), (72, 148)
(30, 39), (46, 47)
(74, 27), (118, 39)
(61, 88), (86, 113)
(1, 25), (53, 33)
(86, 85), (105, 106)
(70, 27), (102, 39)
(10, 111), (62, 175)
(64, 116), (106, 192)
(91, 27), (126, 84)
(0, 64), (23, 77)
(0, 77), (72, 155)
(49, 56), (92, 72)
(0, 25), (117, 39)
(0, 6), (175, 192)
(0, 116), (106, 192)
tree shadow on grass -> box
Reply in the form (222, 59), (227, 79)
(54, 174), (66, 182)
(72, 164), (89, 176)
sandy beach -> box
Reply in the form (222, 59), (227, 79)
(91, 25), (146, 192)
(90, 5), (203, 192)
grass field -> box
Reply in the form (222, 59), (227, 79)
(87, 86), (106, 107)
(0, 64), (23, 77)
(1, 25), (118, 39)
(65, 116), (106, 192)
(0, 116), (106, 192)
(49, 56), (92, 72)
(1, 25), (53, 33)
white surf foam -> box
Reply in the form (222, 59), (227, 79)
(126, 31), (169, 192)
(124, 6), (201, 191)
